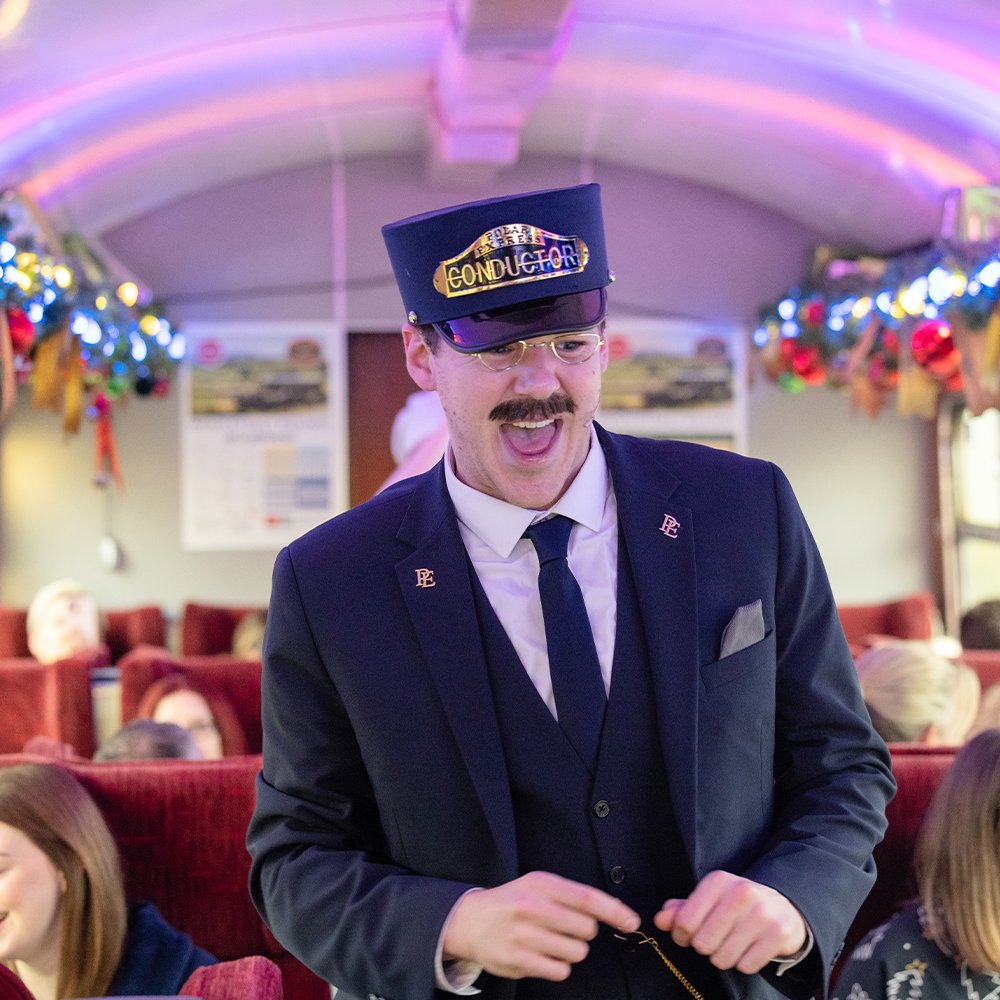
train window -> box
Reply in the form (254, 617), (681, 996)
(940, 403), (1000, 633)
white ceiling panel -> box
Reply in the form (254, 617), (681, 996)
(0, 0), (997, 249)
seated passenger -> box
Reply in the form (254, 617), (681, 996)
(0, 762), (215, 1000)
(94, 719), (203, 762)
(230, 610), (267, 660)
(26, 580), (101, 665)
(855, 640), (980, 744)
(135, 674), (246, 758)
(961, 599), (1000, 650)
(833, 728), (1000, 1000)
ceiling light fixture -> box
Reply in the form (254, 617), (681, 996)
(0, 0), (29, 40)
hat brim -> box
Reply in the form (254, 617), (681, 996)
(433, 288), (607, 353)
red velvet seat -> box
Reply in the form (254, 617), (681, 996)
(182, 955), (283, 1000)
(0, 650), (104, 756)
(0, 606), (30, 659)
(0, 753), (327, 1000)
(181, 603), (266, 656)
(837, 592), (938, 649)
(0, 604), (166, 663)
(117, 647), (262, 755)
(957, 648), (1000, 691)
(105, 606), (168, 664)
(831, 744), (957, 987)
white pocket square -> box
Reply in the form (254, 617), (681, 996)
(720, 599), (765, 658)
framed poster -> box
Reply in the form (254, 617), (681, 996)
(180, 322), (347, 550)
(596, 315), (747, 453)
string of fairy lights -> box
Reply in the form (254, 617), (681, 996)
(0, 189), (185, 417)
(753, 229), (1000, 415)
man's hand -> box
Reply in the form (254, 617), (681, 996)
(443, 871), (641, 981)
(654, 871), (806, 975)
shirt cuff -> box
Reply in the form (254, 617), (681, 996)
(773, 920), (814, 977)
(435, 888), (484, 994)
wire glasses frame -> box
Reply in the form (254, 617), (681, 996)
(473, 332), (605, 372)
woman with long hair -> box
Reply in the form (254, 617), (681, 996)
(0, 763), (214, 1000)
(833, 729), (1000, 999)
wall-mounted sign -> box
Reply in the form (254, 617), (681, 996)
(180, 322), (346, 550)
(596, 315), (747, 453)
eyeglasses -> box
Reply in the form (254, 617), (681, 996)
(473, 332), (604, 372)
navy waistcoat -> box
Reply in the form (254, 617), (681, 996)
(469, 526), (724, 1000)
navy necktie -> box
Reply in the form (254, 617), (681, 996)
(525, 514), (607, 771)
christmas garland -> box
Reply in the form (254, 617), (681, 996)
(754, 237), (1000, 418)
(0, 189), (185, 486)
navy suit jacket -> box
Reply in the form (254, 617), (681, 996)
(247, 426), (895, 1000)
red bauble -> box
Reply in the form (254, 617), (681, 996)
(5, 308), (34, 354)
(881, 329), (900, 354)
(911, 319), (961, 377)
(792, 345), (825, 385)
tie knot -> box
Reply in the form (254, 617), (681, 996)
(525, 514), (574, 565)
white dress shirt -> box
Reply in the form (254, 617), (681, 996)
(444, 425), (618, 717)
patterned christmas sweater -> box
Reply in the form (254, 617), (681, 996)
(833, 904), (1000, 1000)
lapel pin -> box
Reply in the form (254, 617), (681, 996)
(415, 568), (436, 588)
(659, 514), (680, 538)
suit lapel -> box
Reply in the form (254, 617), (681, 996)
(395, 464), (518, 879)
(598, 425), (701, 866)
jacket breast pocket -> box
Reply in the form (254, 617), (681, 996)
(700, 628), (776, 692)
(697, 629), (777, 867)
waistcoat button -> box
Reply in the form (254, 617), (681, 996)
(609, 865), (626, 884)
(594, 799), (611, 818)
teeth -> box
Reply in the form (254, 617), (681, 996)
(510, 419), (554, 429)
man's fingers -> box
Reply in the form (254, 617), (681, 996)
(653, 872), (808, 972)
(654, 898), (682, 932)
(539, 872), (641, 934)
(656, 870), (730, 948)
(443, 871), (640, 981)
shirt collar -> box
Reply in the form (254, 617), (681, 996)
(444, 425), (609, 558)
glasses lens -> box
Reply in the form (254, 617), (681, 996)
(551, 334), (601, 365)
(477, 342), (526, 371)
(437, 287), (606, 352)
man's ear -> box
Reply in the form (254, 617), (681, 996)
(403, 325), (436, 391)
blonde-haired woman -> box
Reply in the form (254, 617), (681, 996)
(833, 728), (1000, 1000)
(855, 640), (980, 744)
(0, 763), (214, 1000)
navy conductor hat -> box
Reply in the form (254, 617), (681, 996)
(381, 183), (614, 353)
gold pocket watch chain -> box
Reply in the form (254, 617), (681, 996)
(614, 932), (707, 1000)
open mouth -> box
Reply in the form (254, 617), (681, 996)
(500, 416), (561, 457)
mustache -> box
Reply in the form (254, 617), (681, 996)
(489, 394), (576, 423)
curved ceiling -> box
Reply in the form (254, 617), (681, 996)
(1, 0), (999, 251)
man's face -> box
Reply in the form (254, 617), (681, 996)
(404, 325), (608, 510)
